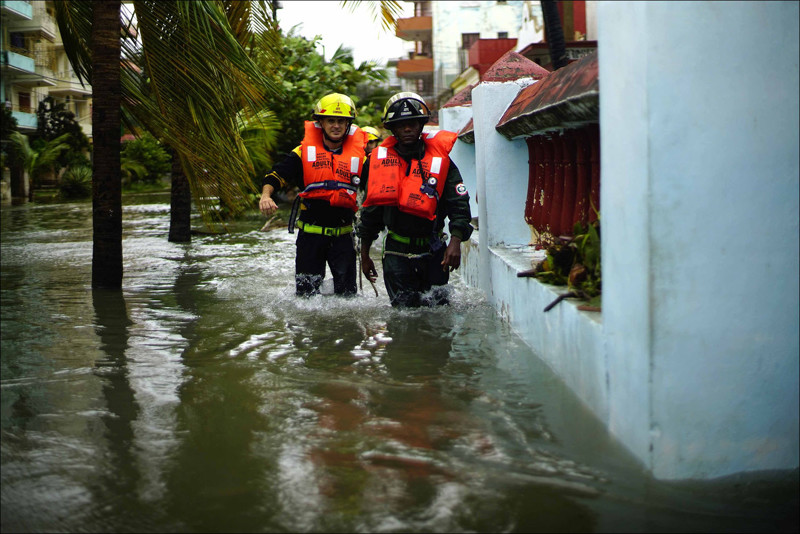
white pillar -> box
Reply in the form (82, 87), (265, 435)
(600, 1), (799, 479)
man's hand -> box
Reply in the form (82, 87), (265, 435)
(361, 255), (378, 283)
(441, 236), (462, 272)
(259, 185), (278, 216)
(360, 240), (378, 282)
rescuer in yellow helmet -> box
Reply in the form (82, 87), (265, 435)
(361, 126), (382, 156)
(355, 92), (473, 307)
(259, 92), (369, 297)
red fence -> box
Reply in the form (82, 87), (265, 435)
(524, 124), (599, 241)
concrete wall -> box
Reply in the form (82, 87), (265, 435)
(439, 105), (477, 217)
(599, 0), (799, 479)
(459, 1), (799, 480)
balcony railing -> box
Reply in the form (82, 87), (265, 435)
(1, 48), (36, 74)
(396, 16), (432, 42)
(396, 56), (434, 78)
(50, 71), (92, 95)
(9, 3), (57, 41)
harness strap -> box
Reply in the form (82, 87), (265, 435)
(287, 195), (302, 234)
(296, 220), (353, 237)
(387, 230), (430, 247)
(303, 180), (357, 193)
(382, 232), (431, 260)
(384, 249), (431, 260)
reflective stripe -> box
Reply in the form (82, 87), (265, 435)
(307, 145), (316, 162)
(350, 156), (360, 173)
(377, 146), (387, 159)
(387, 230), (429, 246)
(296, 220), (353, 236)
(430, 157), (442, 175)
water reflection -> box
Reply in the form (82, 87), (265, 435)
(91, 288), (147, 529)
(1, 196), (797, 533)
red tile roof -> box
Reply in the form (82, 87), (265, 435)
(457, 117), (474, 144)
(481, 50), (551, 83)
(496, 51), (598, 139)
(442, 84), (475, 108)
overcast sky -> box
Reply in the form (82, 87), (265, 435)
(276, 1), (415, 66)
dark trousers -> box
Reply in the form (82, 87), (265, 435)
(295, 231), (357, 297)
(427, 244), (450, 305)
(382, 252), (432, 307)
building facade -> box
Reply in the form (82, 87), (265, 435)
(1, 0), (93, 200)
(440, 1), (799, 480)
(394, 0), (525, 111)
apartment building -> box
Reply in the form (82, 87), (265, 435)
(1, 0), (92, 138)
(394, 0), (525, 110)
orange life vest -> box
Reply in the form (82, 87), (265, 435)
(363, 130), (457, 220)
(299, 121), (367, 212)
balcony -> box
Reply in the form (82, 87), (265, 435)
(11, 109), (37, 132)
(396, 56), (433, 79)
(0, 1), (33, 20)
(1, 48), (35, 75)
(7, 48), (55, 87)
(395, 16), (432, 42)
(10, 3), (57, 41)
(49, 70), (91, 96)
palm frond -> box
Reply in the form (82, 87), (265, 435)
(56, 0), (283, 228)
(52, 0), (93, 85)
(341, 0), (404, 33)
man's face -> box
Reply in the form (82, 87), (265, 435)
(390, 119), (424, 147)
(319, 116), (349, 142)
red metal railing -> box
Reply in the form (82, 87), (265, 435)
(524, 124), (599, 242)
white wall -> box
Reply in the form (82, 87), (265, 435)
(439, 105), (478, 217)
(432, 1), (525, 98)
(600, 1), (799, 479)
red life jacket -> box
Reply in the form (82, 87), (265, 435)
(363, 130), (457, 220)
(299, 121), (367, 212)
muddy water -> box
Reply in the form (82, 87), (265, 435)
(1, 193), (796, 533)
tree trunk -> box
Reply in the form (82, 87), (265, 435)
(91, 0), (123, 288)
(168, 148), (192, 242)
(541, 0), (569, 70)
(9, 151), (26, 202)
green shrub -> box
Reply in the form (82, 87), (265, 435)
(121, 132), (171, 184)
(59, 165), (92, 199)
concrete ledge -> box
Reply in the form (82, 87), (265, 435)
(462, 237), (610, 426)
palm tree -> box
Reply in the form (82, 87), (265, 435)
(541, 0), (568, 70)
(53, 0), (280, 287)
(8, 131), (72, 202)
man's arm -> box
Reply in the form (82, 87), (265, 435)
(440, 160), (473, 271)
(259, 148), (303, 216)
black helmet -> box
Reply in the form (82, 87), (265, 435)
(382, 92), (430, 127)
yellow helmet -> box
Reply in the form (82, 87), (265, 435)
(362, 126), (381, 141)
(313, 93), (357, 120)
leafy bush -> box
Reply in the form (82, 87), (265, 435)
(260, 29), (389, 158)
(35, 97), (90, 169)
(59, 165), (92, 199)
(120, 132), (171, 184)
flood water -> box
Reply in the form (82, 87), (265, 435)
(1, 192), (797, 533)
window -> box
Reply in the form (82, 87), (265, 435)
(18, 92), (31, 113)
(461, 32), (480, 51)
(498, 32), (509, 39)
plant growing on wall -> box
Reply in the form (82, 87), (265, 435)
(527, 219), (602, 311)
